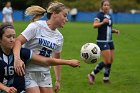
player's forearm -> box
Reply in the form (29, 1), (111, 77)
(50, 58), (72, 66)
(93, 22), (104, 28)
(54, 65), (61, 82)
(0, 83), (9, 92)
(31, 54), (71, 66)
(13, 39), (22, 59)
(53, 53), (61, 82)
(112, 29), (119, 34)
(112, 29), (117, 33)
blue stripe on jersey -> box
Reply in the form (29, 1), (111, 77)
(7, 77), (14, 87)
(0, 57), (2, 60)
(9, 55), (13, 64)
(107, 26), (112, 41)
(29, 50), (33, 60)
(3, 54), (8, 64)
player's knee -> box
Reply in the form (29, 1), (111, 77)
(104, 58), (111, 64)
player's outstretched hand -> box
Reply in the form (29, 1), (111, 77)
(113, 29), (120, 35)
(7, 87), (17, 93)
(14, 58), (25, 76)
(68, 59), (80, 67)
(115, 29), (120, 35)
(54, 80), (60, 93)
(103, 18), (109, 24)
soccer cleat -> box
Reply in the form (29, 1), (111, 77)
(103, 79), (111, 84)
(88, 74), (95, 85)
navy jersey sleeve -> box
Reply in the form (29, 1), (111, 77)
(0, 60), (5, 82)
(94, 12), (104, 22)
(20, 48), (32, 64)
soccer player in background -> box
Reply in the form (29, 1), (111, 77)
(13, 1), (77, 93)
(2, 1), (14, 24)
(0, 23), (80, 93)
(88, 0), (119, 84)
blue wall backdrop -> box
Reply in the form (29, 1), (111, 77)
(0, 10), (140, 23)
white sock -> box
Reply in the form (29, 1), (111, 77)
(103, 77), (109, 80)
(91, 71), (95, 76)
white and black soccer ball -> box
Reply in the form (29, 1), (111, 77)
(80, 43), (101, 64)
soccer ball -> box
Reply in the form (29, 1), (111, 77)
(80, 43), (101, 64)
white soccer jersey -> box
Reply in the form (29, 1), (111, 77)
(21, 20), (64, 72)
(2, 7), (13, 23)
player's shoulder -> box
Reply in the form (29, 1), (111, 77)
(0, 48), (7, 67)
(20, 48), (28, 51)
(27, 21), (39, 29)
(20, 48), (31, 61)
(9, 7), (12, 9)
(28, 21), (36, 26)
(0, 56), (7, 67)
(34, 20), (48, 29)
(3, 7), (7, 9)
(36, 20), (45, 23)
(0, 48), (3, 58)
(55, 29), (63, 39)
(20, 48), (30, 54)
(2, 7), (7, 11)
(97, 12), (105, 16)
(35, 20), (46, 26)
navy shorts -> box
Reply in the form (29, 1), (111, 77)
(97, 42), (115, 51)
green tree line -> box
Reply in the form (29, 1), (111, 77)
(0, 0), (140, 12)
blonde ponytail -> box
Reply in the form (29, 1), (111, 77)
(25, 6), (46, 22)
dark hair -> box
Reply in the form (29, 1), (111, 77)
(5, 1), (11, 5)
(0, 23), (14, 39)
(101, 0), (109, 7)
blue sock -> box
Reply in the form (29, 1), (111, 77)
(104, 64), (112, 78)
(93, 61), (105, 75)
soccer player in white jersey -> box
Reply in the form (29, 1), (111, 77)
(2, 1), (13, 24)
(13, 1), (78, 93)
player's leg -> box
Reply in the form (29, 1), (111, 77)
(39, 72), (53, 93)
(101, 49), (112, 83)
(40, 87), (54, 93)
(88, 61), (105, 84)
(103, 42), (115, 83)
(102, 49), (112, 64)
(25, 72), (41, 93)
(88, 42), (109, 84)
(110, 49), (114, 63)
(9, 18), (13, 25)
(110, 42), (115, 64)
(103, 49), (114, 83)
(88, 49), (111, 84)
(26, 87), (40, 93)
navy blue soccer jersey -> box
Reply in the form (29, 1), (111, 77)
(0, 48), (32, 93)
(94, 12), (113, 42)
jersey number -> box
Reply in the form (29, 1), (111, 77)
(4, 66), (14, 76)
(39, 47), (52, 57)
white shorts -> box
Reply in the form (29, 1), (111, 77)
(25, 71), (52, 89)
(3, 18), (13, 23)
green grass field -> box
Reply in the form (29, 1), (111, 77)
(14, 21), (140, 93)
